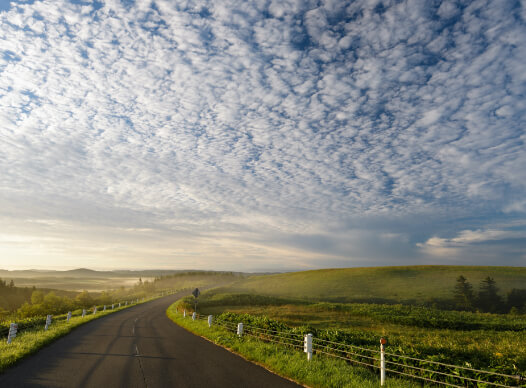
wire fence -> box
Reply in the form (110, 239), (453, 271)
(179, 309), (525, 388)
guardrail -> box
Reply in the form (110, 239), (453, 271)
(1, 289), (179, 344)
(178, 309), (525, 388)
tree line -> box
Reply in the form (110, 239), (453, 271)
(453, 275), (526, 313)
(0, 277), (156, 320)
(0, 278), (35, 316)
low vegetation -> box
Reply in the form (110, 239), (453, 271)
(176, 288), (526, 386)
(167, 303), (420, 388)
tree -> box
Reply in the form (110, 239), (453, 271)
(453, 275), (474, 310)
(506, 289), (526, 313)
(76, 290), (94, 309)
(31, 290), (44, 305)
(477, 276), (503, 313)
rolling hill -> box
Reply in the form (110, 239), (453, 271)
(221, 265), (526, 304)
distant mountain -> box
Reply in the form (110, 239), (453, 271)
(0, 268), (246, 279)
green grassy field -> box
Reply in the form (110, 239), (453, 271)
(220, 266), (526, 304)
(167, 303), (420, 388)
(182, 292), (526, 372)
(173, 266), (526, 387)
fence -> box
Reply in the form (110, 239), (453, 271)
(1, 289), (178, 344)
(179, 310), (525, 388)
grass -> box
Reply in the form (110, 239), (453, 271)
(166, 302), (421, 388)
(177, 291), (526, 386)
(221, 266), (526, 304)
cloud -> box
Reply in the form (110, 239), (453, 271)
(0, 0), (525, 269)
(417, 227), (526, 264)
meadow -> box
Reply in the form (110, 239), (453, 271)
(167, 303), (422, 388)
(174, 266), (526, 387)
(219, 266), (526, 306)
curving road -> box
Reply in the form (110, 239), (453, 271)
(0, 292), (302, 388)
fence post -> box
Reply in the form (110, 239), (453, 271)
(237, 323), (243, 337)
(67, 311), (72, 322)
(82, 309), (86, 317)
(7, 323), (17, 344)
(118, 302), (121, 308)
(103, 305), (106, 311)
(192, 312), (196, 321)
(380, 338), (386, 386)
(183, 309), (186, 317)
(93, 307), (97, 314)
(208, 315), (213, 327)
(304, 333), (313, 361)
(44, 315), (52, 330)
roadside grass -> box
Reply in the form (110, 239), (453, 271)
(0, 299), (155, 373)
(166, 302), (420, 388)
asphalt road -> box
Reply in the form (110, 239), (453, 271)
(0, 292), (302, 388)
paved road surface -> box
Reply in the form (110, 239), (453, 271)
(0, 292), (302, 388)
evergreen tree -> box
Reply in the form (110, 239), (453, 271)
(453, 275), (474, 310)
(506, 288), (526, 313)
(477, 276), (503, 313)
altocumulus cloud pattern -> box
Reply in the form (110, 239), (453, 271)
(0, 0), (525, 270)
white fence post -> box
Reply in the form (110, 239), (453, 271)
(208, 315), (213, 327)
(7, 323), (17, 344)
(237, 323), (243, 337)
(183, 309), (186, 317)
(118, 302), (121, 308)
(380, 338), (386, 386)
(82, 309), (86, 317)
(44, 315), (52, 330)
(67, 311), (72, 322)
(304, 333), (313, 361)
(93, 307), (97, 314)
(192, 312), (196, 321)
(103, 305), (106, 311)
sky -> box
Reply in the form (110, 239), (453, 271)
(0, 0), (525, 272)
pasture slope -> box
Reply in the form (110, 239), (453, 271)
(221, 265), (526, 304)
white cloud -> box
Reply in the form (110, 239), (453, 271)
(417, 228), (526, 260)
(0, 0), (525, 269)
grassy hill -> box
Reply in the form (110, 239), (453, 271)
(221, 265), (526, 304)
